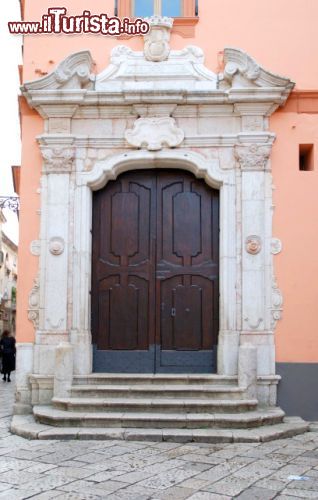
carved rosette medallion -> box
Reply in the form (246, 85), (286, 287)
(271, 277), (283, 329)
(125, 117), (184, 151)
(234, 144), (272, 171)
(28, 275), (40, 328)
(143, 16), (173, 62)
(245, 235), (262, 255)
(49, 237), (65, 256)
(41, 147), (75, 174)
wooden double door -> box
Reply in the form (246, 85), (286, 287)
(92, 169), (219, 373)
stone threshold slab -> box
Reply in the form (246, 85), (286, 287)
(11, 415), (309, 443)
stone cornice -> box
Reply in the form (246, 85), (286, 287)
(23, 88), (293, 117)
(21, 45), (294, 117)
(37, 132), (275, 149)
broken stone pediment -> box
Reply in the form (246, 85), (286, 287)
(220, 47), (295, 91)
(21, 50), (95, 92)
(94, 44), (218, 91)
(21, 16), (294, 109)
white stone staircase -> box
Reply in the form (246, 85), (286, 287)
(14, 373), (308, 442)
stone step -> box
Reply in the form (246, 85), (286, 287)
(34, 406), (285, 429)
(70, 384), (246, 400)
(52, 397), (258, 414)
(73, 374), (237, 386)
(11, 414), (309, 443)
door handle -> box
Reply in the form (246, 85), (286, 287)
(171, 307), (176, 317)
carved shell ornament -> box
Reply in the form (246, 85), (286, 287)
(245, 235), (262, 255)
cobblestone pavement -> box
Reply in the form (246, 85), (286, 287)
(1, 379), (318, 499)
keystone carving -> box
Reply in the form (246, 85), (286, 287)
(28, 275), (40, 328)
(41, 147), (75, 173)
(125, 117), (184, 151)
(49, 237), (65, 256)
(234, 144), (272, 171)
(245, 235), (262, 255)
(143, 16), (173, 62)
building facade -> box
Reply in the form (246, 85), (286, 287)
(12, 0), (318, 439)
(0, 219), (18, 335)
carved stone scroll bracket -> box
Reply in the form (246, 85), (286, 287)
(40, 147), (75, 174)
(28, 275), (40, 328)
(234, 144), (272, 171)
(271, 277), (283, 329)
(271, 238), (282, 255)
(245, 235), (262, 255)
(143, 16), (173, 62)
(125, 117), (184, 151)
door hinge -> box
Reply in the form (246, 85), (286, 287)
(171, 307), (176, 317)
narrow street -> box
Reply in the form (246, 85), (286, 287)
(0, 380), (318, 499)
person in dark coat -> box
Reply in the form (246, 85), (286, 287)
(0, 330), (16, 382)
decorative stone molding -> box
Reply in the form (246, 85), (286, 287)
(48, 237), (65, 256)
(271, 238), (282, 255)
(30, 240), (41, 256)
(143, 16), (173, 62)
(125, 117), (184, 151)
(245, 235), (262, 255)
(28, 276), (40, 328)
(271, 277), (283, 328)
(40, 147), (75, 174)
(21, 51), (94, 93)
(79, 149), (224, 191)
(234, 144), (272, 171)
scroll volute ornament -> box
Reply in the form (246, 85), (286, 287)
(143, 16), (173, 62)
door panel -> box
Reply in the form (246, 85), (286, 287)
(92, 169), (219, 373)
(156, 171), (219, 372)
(92, 172), (156, 371)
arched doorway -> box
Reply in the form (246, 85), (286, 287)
(91, 169), (219, 373)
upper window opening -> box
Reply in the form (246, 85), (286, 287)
(162, 0), (182, 17)
(134, 0), (183, 17)
(134, 0), (154, 17)
(116, 0), (199, 37)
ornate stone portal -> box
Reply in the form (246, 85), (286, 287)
(16, 17), (294, 413)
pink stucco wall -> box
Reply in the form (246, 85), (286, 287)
(17, 0), (318, 362)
